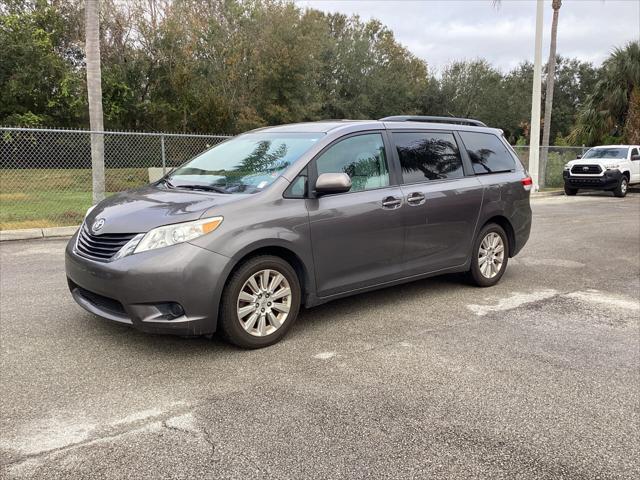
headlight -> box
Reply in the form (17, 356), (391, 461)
(563, 163), (570, 170)
(604, 164), (619, 170)
(133, 216), (223, 254)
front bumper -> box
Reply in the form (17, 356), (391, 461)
(65, 233), (233, 336)
(563, 170), (622, 190)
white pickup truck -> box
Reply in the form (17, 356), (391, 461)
(563, 145), (640, 197)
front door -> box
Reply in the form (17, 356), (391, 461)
(391, 130), (483, 275)
(306, 132), (405, 297)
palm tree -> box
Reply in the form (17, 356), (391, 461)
(85, 0), (105, 203)
(539, 0), (561, 188)
(570, 41), (640, 145)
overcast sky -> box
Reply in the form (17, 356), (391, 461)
(295, 0), (640, 74)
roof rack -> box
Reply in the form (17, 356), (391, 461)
(379, 115), (487, 127)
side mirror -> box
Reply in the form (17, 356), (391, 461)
(576, 154), (582, 159)
(315, 173), (352, 195)
(631, 154), (640, 161)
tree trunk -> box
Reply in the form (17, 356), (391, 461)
(539, 0), (561, 189)
(85, 0), (105, 203)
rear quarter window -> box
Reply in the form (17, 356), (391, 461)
(459, 131), (516, 175)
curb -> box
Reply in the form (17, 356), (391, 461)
(0, 225), (78, 242)
(531, 190), (564, 198)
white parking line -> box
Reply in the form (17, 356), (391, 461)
(467, 289), (559, 316)
(566, 289), (640, 311)
(467, 288), (640, 316)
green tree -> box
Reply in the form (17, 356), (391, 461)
(0, 0), (85, 126)
(570, 41), (640, 145)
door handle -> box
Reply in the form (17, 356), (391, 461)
(381, 196), (402, 209)
(406, 192), (426, 206)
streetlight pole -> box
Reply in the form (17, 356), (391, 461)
(529, 0), (544, 191)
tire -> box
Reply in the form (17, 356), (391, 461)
(564, 184), (578, 196)
(219, 255), (301, 349)
(467, 223), (510, 287)
(613, 176), (628, 198)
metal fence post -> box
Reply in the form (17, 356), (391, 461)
(161, 134), (166, 175)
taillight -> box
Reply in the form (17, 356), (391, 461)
(521, 176), (533, 191)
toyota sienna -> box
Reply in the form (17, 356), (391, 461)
(66, 116), (532, 348)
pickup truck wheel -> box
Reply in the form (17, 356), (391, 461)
(219, 255), (301, 349)
(613, 177), (628, 198)
(564, 185), (578, 196)
(467, 223), (509, 287)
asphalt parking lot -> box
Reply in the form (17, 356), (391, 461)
(1, 192), (639, 479)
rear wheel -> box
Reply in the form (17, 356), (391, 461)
(564, 184), (578, 196)
(219, 255), (301, 349)
(613, 176), (628, 198)
(467, 224), (509, 287)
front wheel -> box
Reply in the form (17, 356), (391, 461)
(564, 184), (578, 196)
(219, 255), (301, 349)
(613, 177), (628, 198)
(467, 224), (509, 287)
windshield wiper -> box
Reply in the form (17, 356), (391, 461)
(173, 184), (231, 194)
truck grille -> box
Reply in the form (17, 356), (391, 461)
(76, 226), (138, 261)
(571, 164), (601, 175)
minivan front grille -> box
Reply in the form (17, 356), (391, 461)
(72, 283), (127, 317)
(571, 164), (602, 175)
(76, 226), (137, 261)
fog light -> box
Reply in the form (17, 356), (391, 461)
(156, 302), (185, 319)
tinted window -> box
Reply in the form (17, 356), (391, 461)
(631, 148), (638, 157)
(459, 131), (516, 175)
(315, 134), (389, 192)
(394, 132), (463, 183)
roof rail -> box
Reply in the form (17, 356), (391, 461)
(379, 115), (487, 127)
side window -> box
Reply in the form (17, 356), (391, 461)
(631, 148), (639, 158)
(315, 134), (389, 192)
(394, 131), (463, 183)
(459, 131), (516, 175)
(284, 167), (307, 198)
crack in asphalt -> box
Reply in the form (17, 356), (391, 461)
(3, 287), (635, 475)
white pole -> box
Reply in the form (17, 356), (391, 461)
(529, 0), (544, 191)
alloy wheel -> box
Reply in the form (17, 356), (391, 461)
(236, 269), (292, 337)
(478, 232), (505, 279)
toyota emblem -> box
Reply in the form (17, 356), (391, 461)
(92, 218), (105, 233)
(582, 166), (589, 171)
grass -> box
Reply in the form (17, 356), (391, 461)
(0, 157), (573, 230)
(0, 168), (150, 230)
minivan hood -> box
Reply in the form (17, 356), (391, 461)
(85, 185), (248, 234)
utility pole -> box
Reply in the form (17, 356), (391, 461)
(529, 0), (544, 191)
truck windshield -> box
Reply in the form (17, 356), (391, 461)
(582, 148), (628, 159)
(167, 132), (323, 194)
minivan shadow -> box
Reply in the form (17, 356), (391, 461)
(80, 272), (472, 354)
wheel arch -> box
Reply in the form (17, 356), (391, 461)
(225, 244), (313, 305)
(481, 215), (516, 258)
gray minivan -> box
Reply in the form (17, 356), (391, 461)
(66, 117), (532, 348)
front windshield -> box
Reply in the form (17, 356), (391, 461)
(582, 147), (628, 159)
(168, 132), (323, 194)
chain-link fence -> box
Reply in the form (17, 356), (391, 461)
(0, 127), (230, 230)
(512, 145), (587, 188)
(0, 126), (589, 230)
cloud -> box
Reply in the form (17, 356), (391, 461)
(295, 0), (640, 73)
